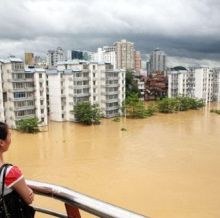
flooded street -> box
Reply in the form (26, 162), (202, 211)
(5, 103), (220, 218)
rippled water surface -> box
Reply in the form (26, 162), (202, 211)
(6, 103), (220, 218)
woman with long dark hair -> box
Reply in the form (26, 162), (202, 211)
(0, 121), (34, 217)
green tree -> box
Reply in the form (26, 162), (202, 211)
(157, 97), (204, 113)
(125, 70), (140, 97)
(16, 118), (40, 133)
(73, 102), (102, 125)
(124, 93), (155, 118)
(210, 109), (220, 114)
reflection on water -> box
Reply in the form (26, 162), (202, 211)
(5, 103), (220, 218)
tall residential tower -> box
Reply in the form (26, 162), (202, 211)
(114, 39), (134, 70)
(147, 48), (167, 75)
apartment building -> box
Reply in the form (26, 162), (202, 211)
(168, 67), (194, 98)
(67, 50), (83, 60)
(194, 68), (214, 103)
(114, 39), (134, 70)
(134, 51), (142, 73)
(168, 67), (220, 103)
(91, 47), (116, 69)
(24, 52), (34, 65)
(0, 58), (47, 128)
(213, 68), (220, 102)
(47, 47), (65, 68)
(47, 60), (125, 121)
(147, 48), (167, 75)
(0, 62), (5, 121)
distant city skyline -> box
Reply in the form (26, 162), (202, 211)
(0, 0), (220, 67)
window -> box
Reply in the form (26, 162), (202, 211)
(14, 92), (25, 98)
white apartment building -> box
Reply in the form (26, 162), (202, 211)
(114, 39), (134, 70)
(0, 58), (47, 128)
(47, 47), (65, 68)
(47, 60), (125, 121)
(0, 61), (5, 121)
(91, 47), (116, 69)
(168, 67), (220, 103)
(168, 67), (194, 98)
(194, 68), (213, 103)
(213, 68), (220, 102)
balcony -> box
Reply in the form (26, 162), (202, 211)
(102, 99), (119, 104)
(101, 84), (119, 88)
(13, 96), (35, 101)
(106, 105), (120, 111)
(12, 78), (34, 82)
(73, 77), (89, 81)
(74, 85), (90, 89)
(15, 114), (35, 120)
(14, 105), (35, 111)
(74, 93), (90, 97)
(101, 91), (119, 95)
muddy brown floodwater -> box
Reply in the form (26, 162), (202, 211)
(5, 103), (220, 218)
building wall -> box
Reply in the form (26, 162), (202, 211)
(24, 53), (34, 65)
(148, 48), (166, 74)
(34, 70), (48, 125)
(134, 51), (142, 73)
(48, 73), (63, 121)
(0, 59), (48, 128)
(0, 63), (5, 122)
(114, 39), (134, 70)
(48, 61), (125, 121)
(168, 67), (219, 103)
(213, 69), (220, 102)
(47, 47), (65, 68)
(91, 48), (116, 69)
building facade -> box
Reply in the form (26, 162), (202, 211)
(47, 47), (65, 68)
(213, 68), (220, 102)
(0, 61), (5, 121)
(134, 51), (142, 73)
(67, 50), (83, 60)
(24, 53), (34, 66)
(47, 60), (125, 121)
(114, 39), (134, 70)
(91, 47), (116, 69)
(168, 67), (220, 103)
(0, 58), (48, 128)
(147, 48), (167, 75)
(168, 67), (194, 98)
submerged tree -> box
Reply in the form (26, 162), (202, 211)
(157, 97), (204, 113)
(73, 102), (102, 125)
(124, 93), (156, 118)
(16, 118), (40, 133)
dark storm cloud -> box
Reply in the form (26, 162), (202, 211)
(0, 0), (220, 65)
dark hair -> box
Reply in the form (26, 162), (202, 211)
(0, 122), (8, 140)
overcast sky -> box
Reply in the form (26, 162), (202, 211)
(0, 0), (220, 66)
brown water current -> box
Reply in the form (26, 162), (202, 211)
(5, 103), (220, 218)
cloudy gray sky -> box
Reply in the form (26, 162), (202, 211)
(0, 0), (220, 66)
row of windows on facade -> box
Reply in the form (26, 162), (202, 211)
(14, 100), (45, 107)
(13, 91), (44, 98)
